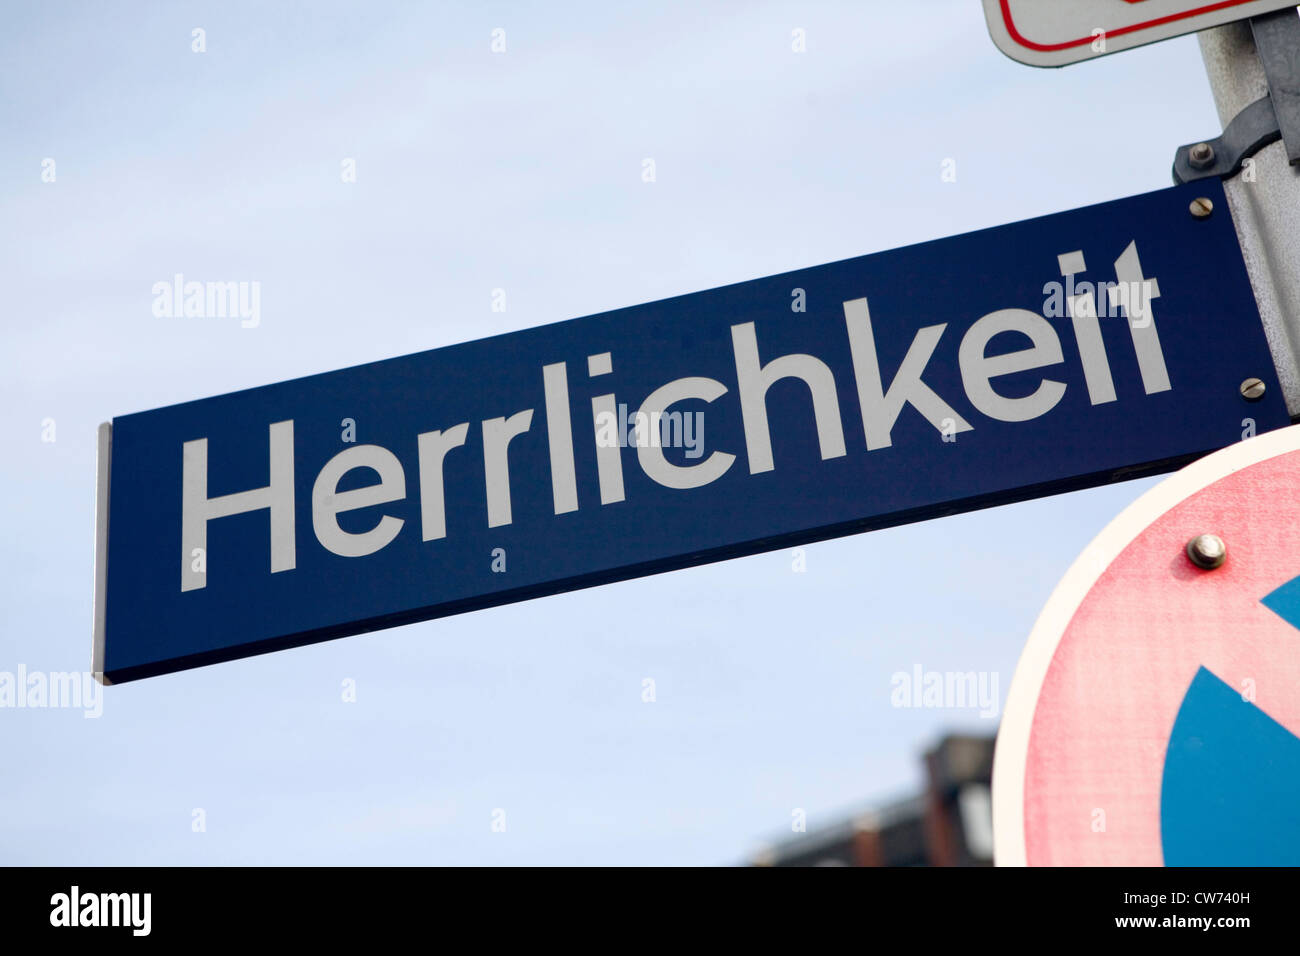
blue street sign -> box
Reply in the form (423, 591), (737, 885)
(93, 179), (1289, 683)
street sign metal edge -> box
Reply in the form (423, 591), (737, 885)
(92, 421), (113, 687)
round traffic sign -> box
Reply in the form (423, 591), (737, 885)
(994, 425), (1300, 865)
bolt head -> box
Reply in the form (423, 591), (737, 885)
(1240, 377), (1266, 401)
(1186, 533), (1227, 570)
(1189, 142), (1216, 169)
(1190, 197), (1214, 219)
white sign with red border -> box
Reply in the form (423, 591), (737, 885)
(982, 0), (1299, 67)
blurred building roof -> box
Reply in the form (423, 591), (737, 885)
(751, 733), (996, 867)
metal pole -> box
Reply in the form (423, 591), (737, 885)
(1199, 13), (1300, 417)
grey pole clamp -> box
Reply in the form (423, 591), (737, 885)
(1173, 8), (1300, 184)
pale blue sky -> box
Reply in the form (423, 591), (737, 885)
(0, 1), (1226, 864)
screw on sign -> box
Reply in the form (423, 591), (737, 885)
(1185, 532), (1226, 569)
(993, 425), (1300, 865)
(1240, 377), (1267, 401)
